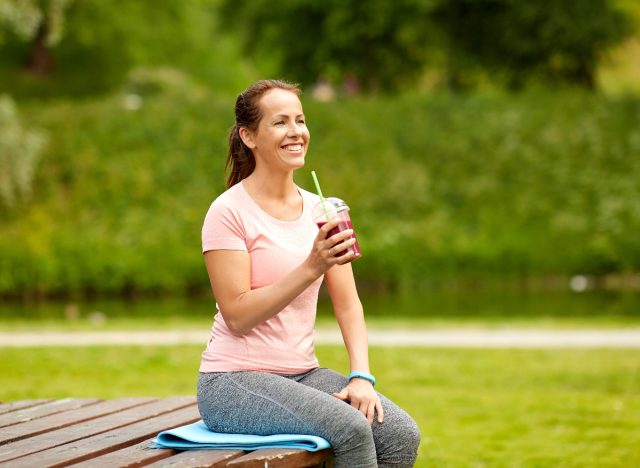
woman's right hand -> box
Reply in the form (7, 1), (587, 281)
(304, 220), (359, 277)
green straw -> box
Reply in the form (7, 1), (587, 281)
(311, 170), (333, 221)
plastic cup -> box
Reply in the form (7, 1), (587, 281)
(312, 197), (362, 257)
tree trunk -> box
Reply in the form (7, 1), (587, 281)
(26, 20), (55, 76)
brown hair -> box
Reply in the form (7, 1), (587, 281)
(225, 79), (301, 188)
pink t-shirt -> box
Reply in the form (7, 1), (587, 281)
(200, 182), (323, 373)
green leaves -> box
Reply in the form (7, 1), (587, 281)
(0, 95), (47, 208)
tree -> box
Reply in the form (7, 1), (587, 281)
(220, 0), (632, 92)
(432, 0), (632, 89)
(0, 0), (73, 75)
(219, 0), (438, 92)
(0, 0), (222, 94)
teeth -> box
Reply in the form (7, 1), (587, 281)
(284, 144), (302, 151)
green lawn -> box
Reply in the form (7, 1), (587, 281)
(1, 345), (638, 467)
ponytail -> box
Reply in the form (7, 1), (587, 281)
(225, 126), (256, 189)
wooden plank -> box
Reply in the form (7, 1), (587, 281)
(0, 397), (154, 445)
(145, 448), (245, 468)
(0, 398), (102, 429)
(68, 439), (177, 468)
(226, 448), (333, 468)
(8, 404), (201, 467)
(0, 399), (52, 416)
(0, 397), (192, 463)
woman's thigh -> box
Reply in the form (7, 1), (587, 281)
(197, 370), (370, 437)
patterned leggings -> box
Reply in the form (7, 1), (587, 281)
(197, 367), (420, 467)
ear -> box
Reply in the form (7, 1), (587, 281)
(238, 127), (256, 149)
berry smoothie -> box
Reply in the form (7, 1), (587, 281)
(317, 220), (361, 257)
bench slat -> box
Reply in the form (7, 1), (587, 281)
(0, 398), (102, 429)
(0, 397), (155, 445)
(0, 397), (193, 463)
(7, 405), (201, 468)
(68, 439), (176, 468)
(145, 448), (246, 467)
(226, 448), (333, 468)
(0, 399), (52, 416)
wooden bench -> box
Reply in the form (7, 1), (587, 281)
(0, 397), (334, 467)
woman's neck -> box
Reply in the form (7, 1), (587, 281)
(242, 168), (298, 200)
(241, 169), (303, 221)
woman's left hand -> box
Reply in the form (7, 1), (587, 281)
(332, 378), (384, 425)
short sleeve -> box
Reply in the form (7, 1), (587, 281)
(202, 200), (247, 253)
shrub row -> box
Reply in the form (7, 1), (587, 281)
(1, 76), (638, 295)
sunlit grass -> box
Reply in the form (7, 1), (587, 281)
(1, 345), (638, 467)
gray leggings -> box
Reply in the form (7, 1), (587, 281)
(197, 368), (420, 467)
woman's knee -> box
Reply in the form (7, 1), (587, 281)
(375, 411), (421, 466)
(329, 413), (377, 467)
(402, 416), (421, 455)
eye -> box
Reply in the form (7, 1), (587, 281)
(297, 118), (306, 125)
(274, 121), (285, 126)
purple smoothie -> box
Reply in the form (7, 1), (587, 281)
(317, 220), (362, 257)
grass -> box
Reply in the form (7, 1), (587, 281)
(1, 345), (638, 467)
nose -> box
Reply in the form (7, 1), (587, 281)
(288, 122), (303, 137)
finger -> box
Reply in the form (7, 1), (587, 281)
(350, 397), (361, 410)
(358, 401), (369, 419)
(336, 250), (359, 265)
(317, 220), (342, 239)
(375, 398), (384, 423)
(327, 228), (354, 245)
(332, 388), (349, 401)
(366, 401), (376, 425)
(331, 237), (356, 255)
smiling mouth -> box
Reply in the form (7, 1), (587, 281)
(282, 144), (303, 151)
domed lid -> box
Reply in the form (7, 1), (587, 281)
(325, 197), (349, 212)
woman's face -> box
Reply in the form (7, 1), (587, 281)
(244, 88), (310, 172)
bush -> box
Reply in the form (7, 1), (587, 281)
(1, 75), (639, 296)
(0, 95), (46, 208)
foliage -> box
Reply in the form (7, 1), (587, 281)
(0, 0), (72, 46)
(1, 345), (639, 466)
(0, 0), (250, 97)
(0, 78), (639, 296)
(0, 1), (635, 95)
(0, 0), (74, 74)
(220, 0), (632, 92)
(0, 95), (46, 208)
(219, 0), (437, 92)
(433, 0), (633, 89)
(2, 290), (640, 331)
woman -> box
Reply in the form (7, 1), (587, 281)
(198, 79), (420, 467)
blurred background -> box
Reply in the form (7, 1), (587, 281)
(1, 1), (639, 466)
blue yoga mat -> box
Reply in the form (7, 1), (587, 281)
(152, 420), (331, 452)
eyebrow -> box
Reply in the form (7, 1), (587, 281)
(272, 113), (305, 120)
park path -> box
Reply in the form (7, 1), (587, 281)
(1, 328), (640, 348)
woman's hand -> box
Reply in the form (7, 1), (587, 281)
(304, 220), (358, 277)
(332, 378), (384, 425)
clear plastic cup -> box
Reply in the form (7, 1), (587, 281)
(312, 197), (362, 257)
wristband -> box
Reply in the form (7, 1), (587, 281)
(348, 371), (376, 387)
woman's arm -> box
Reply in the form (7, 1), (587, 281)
(325, 263), (384, 424)
(205, 220), (357, 335)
